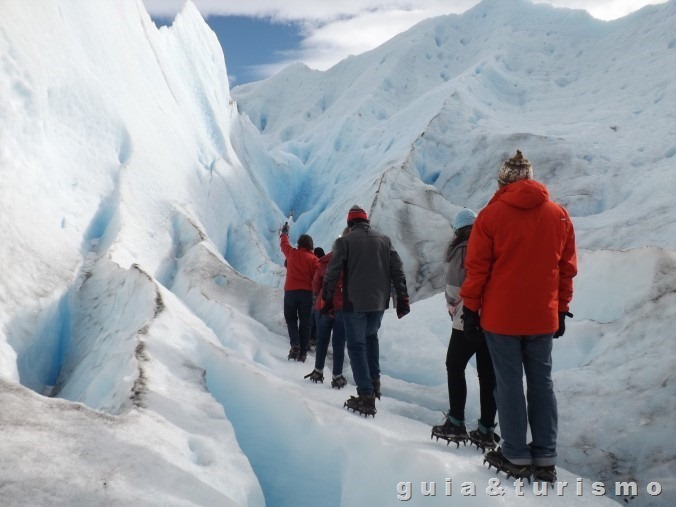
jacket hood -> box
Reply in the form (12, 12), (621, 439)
(446, 239), (468, 263)
(490, 179), (549, 210)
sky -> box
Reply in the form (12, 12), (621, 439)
(145, 0), (669, 84)
(1, 0), (675, 505)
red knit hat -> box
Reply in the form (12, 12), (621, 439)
(347, 205), (368, 225)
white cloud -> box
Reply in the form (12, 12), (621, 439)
(291, 10), (434, 71)
(144, 0), (667, 22)
(144, 0), (476, 21)
(534, 0), (667, 20)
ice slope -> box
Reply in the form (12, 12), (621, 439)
(233, 0), (676, 253)
(0, 0), (278, 503)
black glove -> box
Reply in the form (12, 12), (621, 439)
(281, 222), (289, 235)
(396, 296), (410, 319)
(320, 298), (334, 316)
(462, 307), (484, 343)
(553, 311), (574, 338)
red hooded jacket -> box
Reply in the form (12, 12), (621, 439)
(313, 252), (343, 311)
(460, 180), (577, 335)
(280, 234), (319, 291)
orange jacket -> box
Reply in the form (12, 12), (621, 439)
(280, 234), (319, 291)
(460, 180), (577, 335)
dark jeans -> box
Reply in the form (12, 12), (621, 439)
(310, 310), (318, 343)
(314, 311), (346, 375)
(485, 332), (557, 466)
(446, 327), (496, 428)
(343, 311), (383, 395)
(283, 290), (313, 353)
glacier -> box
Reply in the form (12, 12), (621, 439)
(0, 0), (674, 505)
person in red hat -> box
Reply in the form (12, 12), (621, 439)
(322, 205), (410, 416)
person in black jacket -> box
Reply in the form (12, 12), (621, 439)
(322, 205), (410, 416)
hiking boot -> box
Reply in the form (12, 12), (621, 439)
(484, 447), (532, 483)
(533, 465), (557, 484)
(344, 393), (376, 417)
(287, 346), (300, 361)
(304, 369), (324, 383)
(431, 415), (468, 447)
(331, 375), (347, 389)
(468, 424), (500, 451)
(371, 377), (381, 399)
(298, 351), (307, 363)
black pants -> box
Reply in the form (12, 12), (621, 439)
(446, 327), (497, 428)
(284, 290), (314, 354)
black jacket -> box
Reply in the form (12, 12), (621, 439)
(323, 223), (408, 312)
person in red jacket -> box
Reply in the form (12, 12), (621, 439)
(308, 247), (326, 350)
(280, 223), (319, 362)
(304, 228), (349, 388)
(460, 150), (577, 483)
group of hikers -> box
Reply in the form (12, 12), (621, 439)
(279, 150), (578, 483)
(280, 204), (410, 416)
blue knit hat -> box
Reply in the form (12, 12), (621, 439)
(453, 208), (477, 230)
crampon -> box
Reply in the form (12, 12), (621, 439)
(287, 346), (299, 361)
(483, 447), (532, 483)
(430, 431), (468, 449)
(344, 394), (376, 417)
(467, 428), (500, 452)
(533, 465), (557, 484)
(331, 375), (347, 389)
(430, 417), (468, 449)
(304, 370), (324, 383)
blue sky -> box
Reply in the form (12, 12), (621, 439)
(146, 0), (667, 86)
(153, 15), (304, 85)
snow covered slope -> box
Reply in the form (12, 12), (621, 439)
(233, 0), (676, 253)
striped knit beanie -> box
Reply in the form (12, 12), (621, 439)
(498, 149), (533, 185)
(347, 205), (368, 225)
